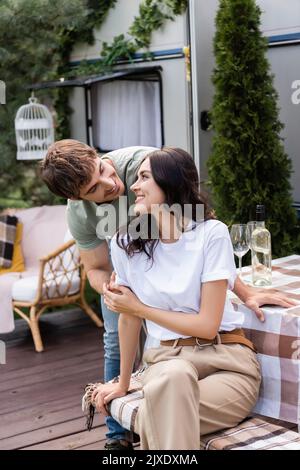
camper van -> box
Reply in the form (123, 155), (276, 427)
(64, 0), (300, 210)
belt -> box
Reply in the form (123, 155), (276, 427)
(160, 328), (256, 352)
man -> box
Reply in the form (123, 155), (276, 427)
(41, 139), (296, 450)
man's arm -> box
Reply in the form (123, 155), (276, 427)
(233, 276), (298, 322)
(79, 242), (112, 295)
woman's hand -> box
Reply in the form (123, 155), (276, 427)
(244, 287), (298, 322)
(91, 382), (127, 415)
(103, 282), (144, 317)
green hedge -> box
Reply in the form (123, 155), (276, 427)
(207, 0), (300, 257)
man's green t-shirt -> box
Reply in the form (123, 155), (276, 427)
(67, 146), (157, 251)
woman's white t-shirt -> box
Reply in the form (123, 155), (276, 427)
(110, 219), (244, 341)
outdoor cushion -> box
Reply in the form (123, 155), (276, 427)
(0, 215), (18, 268)
(51, 229), (79, 273)
(200, 417), (300, 450)
(0, 223), (25, 275)
(11, 272), (80, 302)
(108, 391), (300, 449)
(81, 378), (300, 450)
(18, 205), (68, 271)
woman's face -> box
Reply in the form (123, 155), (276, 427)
(130, 158), (165, 215)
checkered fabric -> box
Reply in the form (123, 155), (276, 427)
(107, 392), (300, 449)
(82, 367), (146, 432)
(200, 417), (300, 450)
(0, 215), (18, 268)
(109, 389), (144, 433)
(229, 254), (300, 425)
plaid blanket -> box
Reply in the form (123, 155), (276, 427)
(109, 389), (144, 434)
(90, 388), (300, 449)
(229, 254), (300, 425)
(109, 394), (300, 449)
(0, 215), (18, 268)
(82, 367), (146, 432)
(201, 417), (300, 450)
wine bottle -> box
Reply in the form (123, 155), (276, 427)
(251, 205), (272, 286)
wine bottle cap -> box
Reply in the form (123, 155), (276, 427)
(256, 204), (265, 221)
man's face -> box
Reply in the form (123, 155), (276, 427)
(78, 157), (125, 203)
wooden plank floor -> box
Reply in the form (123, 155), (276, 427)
(0, 309), (109, 450)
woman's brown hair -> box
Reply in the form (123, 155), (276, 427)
(117, 147), (215, 261)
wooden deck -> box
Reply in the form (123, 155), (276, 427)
(0, 309), (109, 450)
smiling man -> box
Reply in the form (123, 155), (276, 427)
(40, 139), (296, 451)
(41, 139), (156, 450)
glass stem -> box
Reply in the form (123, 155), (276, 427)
(239, 256), (242, 277)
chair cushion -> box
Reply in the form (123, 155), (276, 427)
(107, 385), (300, 449)
(110, 390), (144, 433)
(12, 273), (80, 302)
(17, 205), (68, 271)
(0, 223), (25, 275)
(200, 417), (300, 450)
(52, 229), (79, 273)
(0, 215), (18, 268)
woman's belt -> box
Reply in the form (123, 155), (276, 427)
(160, 328), (256, 352)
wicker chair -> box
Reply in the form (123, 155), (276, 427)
(12, 238), (103, 352)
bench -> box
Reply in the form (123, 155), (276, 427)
(108, 389), (300, 450)
(82, 369), (300, 450)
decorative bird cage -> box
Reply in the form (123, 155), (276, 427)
(15, 94), (54, 160)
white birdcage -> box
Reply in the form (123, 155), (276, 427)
(15, 94), (54, 160)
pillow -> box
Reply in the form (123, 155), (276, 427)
(0, 223), (25, 275)
(61, 229), (79, 271)
(0, 215), (18, 268)
(48, 230), (79, 274)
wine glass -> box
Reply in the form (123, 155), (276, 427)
(230, 224), (250, 277)
(246, 221), (257, 250)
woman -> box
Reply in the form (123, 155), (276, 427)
(92, 147), (261, 450)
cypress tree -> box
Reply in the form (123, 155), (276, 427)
(207, 0), (299, 256)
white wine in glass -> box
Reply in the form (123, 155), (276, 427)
(230, 224), (250, 277)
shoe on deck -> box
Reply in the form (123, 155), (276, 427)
(104, 439), (134, 451)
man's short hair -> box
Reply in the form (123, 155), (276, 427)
(40, 139), (98, 199)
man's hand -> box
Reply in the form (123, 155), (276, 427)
(103, 282), (144, 317)
(107, 271), (122, 293)
(244, 287), (298, 322)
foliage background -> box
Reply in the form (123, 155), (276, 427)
(0, 0), (187, 210)
(0, 0), (118, 209)
(207, 0), (300, 256)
